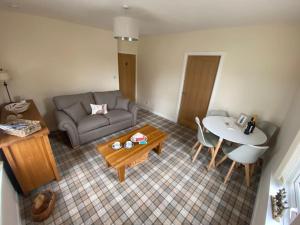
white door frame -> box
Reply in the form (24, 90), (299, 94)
(175, 51), (225, 122)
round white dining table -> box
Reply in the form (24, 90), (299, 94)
(203, 116), (267, 145)
(202, 116), (267, 169)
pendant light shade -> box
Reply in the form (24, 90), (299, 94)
(113, 16), (139, 41)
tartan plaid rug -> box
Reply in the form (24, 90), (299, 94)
(20, 109), (259, 225)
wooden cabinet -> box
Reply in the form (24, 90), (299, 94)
(0, 100), (60, 194)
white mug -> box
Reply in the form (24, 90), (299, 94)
(112, 141), (121, 149)
(125, 141), (133, 148)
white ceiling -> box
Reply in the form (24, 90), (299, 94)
(1, 0), (300, 35)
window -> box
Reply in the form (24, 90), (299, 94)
(274, 130), (300, 224)
(294, 174), (300, 210)
(288, 173), (300, 223)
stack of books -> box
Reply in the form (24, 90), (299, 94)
(130, 132), (148, 144)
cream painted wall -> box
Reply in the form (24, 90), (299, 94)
(137, 25), (300, 125)
(0, 92), (4, 105)
(117, 40), (138, 55)
(0, 11), (119, 130)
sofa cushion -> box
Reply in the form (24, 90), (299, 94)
(77, 115), (109, 134)
(104, 110), (132, 124)
(115, 97), (129, 111)
(62, 102), (87, 123)
(93, 91), (121, 110)
(53, 92), (95, 114)
(90, 104), (108, 115)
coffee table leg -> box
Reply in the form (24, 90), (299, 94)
(153, 143), (162, 155)
(117, 166), (125, 182)
(106, 161), (111, 168)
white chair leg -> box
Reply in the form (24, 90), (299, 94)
(192, 144), (203, 162)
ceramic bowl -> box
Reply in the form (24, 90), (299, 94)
(5, 101), (30, 114)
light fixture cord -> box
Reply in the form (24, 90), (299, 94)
(122, 4), (129, 16)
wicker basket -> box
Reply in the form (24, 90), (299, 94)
(128, 153), (149, 167)
(0, 119), (41, 137)
(32, 190), (56, 222)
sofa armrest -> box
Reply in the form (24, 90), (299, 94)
(128, 102), (138, 126)
(54, 110), (80, 148)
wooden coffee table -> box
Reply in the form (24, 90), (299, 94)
(97, 124), (167, 182)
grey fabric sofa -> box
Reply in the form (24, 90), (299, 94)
(53, 90), (138, 148)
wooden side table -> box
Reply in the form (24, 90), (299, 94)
(0, 100), (60, 194)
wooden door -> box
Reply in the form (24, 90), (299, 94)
(178, 55), (220, 129)
(118, 53), (136, 101)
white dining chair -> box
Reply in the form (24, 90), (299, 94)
(256, 121), (279, 144)
(192, 117), (219, 163)
(207, 110), (229, 117)
(216, 144), (269, 186)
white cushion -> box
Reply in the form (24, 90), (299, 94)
(90, 104), (108, 115)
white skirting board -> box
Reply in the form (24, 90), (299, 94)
(137, 104), (177, 123)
